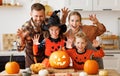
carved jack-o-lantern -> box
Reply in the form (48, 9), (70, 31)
(49, 50), (70, 68)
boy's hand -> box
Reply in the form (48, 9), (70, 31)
(92, 39), (100, 47)
(66, 37), (74, 49)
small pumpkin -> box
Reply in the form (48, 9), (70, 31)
(30, 63), (46, 74)
(42, 58), (50, 68)
(5, 54), (20, 74)
(99, 70), (108, 76)
(49, 47), (70, 68)
(84, 55), (99, 75)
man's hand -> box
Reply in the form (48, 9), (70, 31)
(17, 28), (28, 39)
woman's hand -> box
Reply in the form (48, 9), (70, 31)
(61, 7), (70, 24)
(32, 34), (40, 45)
(89, 14), (99, 25)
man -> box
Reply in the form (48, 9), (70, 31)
(17, 3), (69, 68)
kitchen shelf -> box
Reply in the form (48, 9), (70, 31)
(100, 35), (118, 40)
(0, 5), (22, 8)
(100, 35), (119, 50)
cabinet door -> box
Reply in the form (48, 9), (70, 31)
(103, 54), (120, 73)
(69, 0), (92, 11)
(93, 0), (120, 11)
(47, 0), (67, 10)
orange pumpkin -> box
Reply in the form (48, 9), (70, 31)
(49, 48), (70, 68)
(5, 54), (20, 74)
(5, 61), (20, 74)
(42, 58), (50, 68)
(84, 59), (99, 75)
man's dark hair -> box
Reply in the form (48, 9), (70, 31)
(31, 3), (45, 11)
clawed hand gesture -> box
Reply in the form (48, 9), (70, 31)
(92, 39), (100, 47)
(17, 29), (28, 39)
(61, 7), (70, 24)
(89, 14), (99, 24)
(61, 7), (70, 18)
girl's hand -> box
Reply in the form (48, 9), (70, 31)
(89, 14), (99, 25)
(92, 39), (100, 47)
(32, 34), (40, 45)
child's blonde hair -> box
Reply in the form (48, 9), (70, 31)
(74, 32), (87, 42)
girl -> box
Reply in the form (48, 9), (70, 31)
(66, 32), (105, 70)
(32, 10), (67, 65)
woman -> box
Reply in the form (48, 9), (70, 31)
(65, 11), (106, 69)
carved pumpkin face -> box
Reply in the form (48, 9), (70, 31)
(49, 50), (70, 68)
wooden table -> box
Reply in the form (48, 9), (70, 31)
(0, 69), (120, 76)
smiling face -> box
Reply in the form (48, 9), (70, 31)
(75, 37), (87, 53)
(48, 25), (60, 39)
(69, 15), (81, 31)
(30, 9), (45, 25)
(68, 11), (82, 32)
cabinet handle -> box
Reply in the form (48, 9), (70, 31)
(74, 9), (83, 11)
(105, 55), (114, 56)
(102, 9), (112, 11)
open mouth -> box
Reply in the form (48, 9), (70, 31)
(71, 25), (77, 29)
(53, 61), (66, 66)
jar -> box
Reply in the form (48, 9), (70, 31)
(104, 31), (112, 36)
(0, 0), (2, 5)
(10, 0), (16, 5)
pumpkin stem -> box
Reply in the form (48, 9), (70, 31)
(90, 53), (94, 60)
(10, 54), (13, 62)
(59, 45), (62, 50)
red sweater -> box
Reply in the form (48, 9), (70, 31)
(66, 48), (104, 70)
(33, 38), (65, 57)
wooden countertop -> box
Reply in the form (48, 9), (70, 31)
(0, 69), (120, 76)
(0, 50), (119, 56)
(0, 51), (25, 56)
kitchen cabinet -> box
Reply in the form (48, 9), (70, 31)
(47, 0), (68, 10)
(93, 0), (120, 11)
(0, 56), (25, 72)
(0, 51), (25, 72)
(103, 51), (120, 73)
(68, 0), (92, 11)
(69, 0), (120, 11)
(100, 35), (119, 50)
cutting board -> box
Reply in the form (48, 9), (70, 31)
(47, 67), (75, 73)
(1, 69), (120, 76)
(2, 33), (17, 51)
(0, 71), (22, 76)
